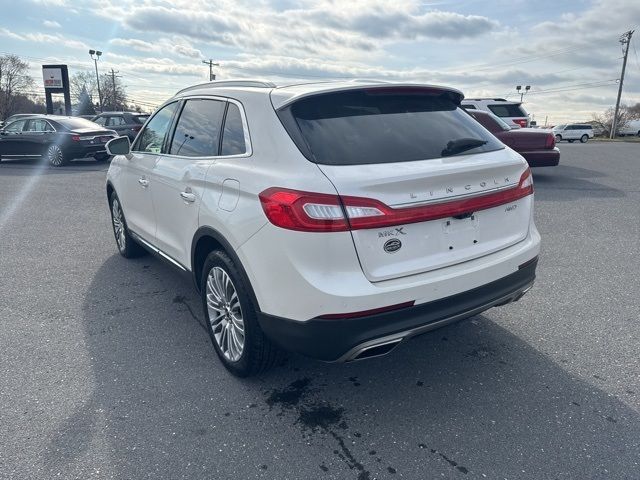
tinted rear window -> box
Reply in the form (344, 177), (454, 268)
(285, 90), (503, 165)
(56, 117), (102, 129)
(487, 104), (527, 118)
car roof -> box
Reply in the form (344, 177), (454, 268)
(95, 111), (142, 115)
(172, 78), (465, 110)
(462, 98), (522, 105)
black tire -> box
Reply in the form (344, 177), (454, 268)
(636, 131), (640, 137)
(580, 134), (588, 143)
(45, 144), (69, 167)
(555, 134), (562, 142)
(95, 153), (111, 162)
(109, 191), (147, 258)
(201, 250), (284, 377)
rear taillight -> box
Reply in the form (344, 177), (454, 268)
(544, 133), (556, 149)
(259, 170), (533, 233)
(71, 135), (81, 142)
(258, 188), (350, 232)
(514, 119), (528, 128)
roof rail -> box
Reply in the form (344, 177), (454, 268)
(464, 98), (509, 102)
(175, 80), (277, 96)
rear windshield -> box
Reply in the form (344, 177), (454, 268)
(134, 115), (149, 124)
(487, 103), (527, 118)
(283, 90), (503, 165)
(56, 117), (102, 129)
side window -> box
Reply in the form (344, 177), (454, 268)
(93, 116), (107, 126)
(170, 99), (225, 157)
(5, 120), (26, 132)
(108, 116), (126, 126)
(463, 104), (476, 110)
(221, 103), (247, 156)
(27, 119), (53, 132)
(133, 102), (179, 154)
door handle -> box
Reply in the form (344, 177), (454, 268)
(138, 177), (149, 188)
(180, 191), (196, 203)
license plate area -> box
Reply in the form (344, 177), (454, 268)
(350, 198), (531, 282)
(443, 215), (480, 251)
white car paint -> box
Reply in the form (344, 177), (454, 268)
(106, 79), (540, 337)
(552, 124), (594, 142)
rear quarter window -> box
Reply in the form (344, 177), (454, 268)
(487, 104), (527, 118)
(281, 89), (504, 166)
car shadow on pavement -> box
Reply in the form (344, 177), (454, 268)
(532, 165), (624, 201)
(0, 158), (109, 175)
(40, 253), (640, 479)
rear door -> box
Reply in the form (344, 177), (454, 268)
(23, 119), (56, 155)
(283, 88), (532, 282)
(151, 98), (225, 267)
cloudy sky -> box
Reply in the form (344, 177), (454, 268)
(1, 0), (639, 123)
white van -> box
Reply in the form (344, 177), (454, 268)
(618, 119), (640, 137)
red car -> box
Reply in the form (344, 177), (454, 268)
(468, 110), (560, 167)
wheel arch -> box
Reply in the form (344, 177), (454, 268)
(191, 226), (261, 311)
(106, 181), (115, 204)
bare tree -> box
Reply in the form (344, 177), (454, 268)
(69, 71), (97, 105)
(101, 74), (127, 111)
(628, 102), (640, 119)
(0, 54), (35, 119)
(592, 105), (632, 137)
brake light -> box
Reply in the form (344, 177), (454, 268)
(513, 119), (528, 128)
(259, 170), (533, 233)
(71, 135), (81, 142)
(544, 133), (556, 149)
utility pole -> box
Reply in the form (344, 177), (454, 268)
(611, 30), (634, 139)
(109, 68), (121, 110)
(202, 59), (219, 81)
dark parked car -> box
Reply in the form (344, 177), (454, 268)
(91, 111), (149, 141)
(468, 110), (560, 167)
(0, 115), (117, 167)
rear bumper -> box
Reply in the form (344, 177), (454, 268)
(258, 257), (537, 362)
(521, 148), (560, 167)
(66, 145), (109, 158)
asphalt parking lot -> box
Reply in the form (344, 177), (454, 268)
(1, 142), (639, 479)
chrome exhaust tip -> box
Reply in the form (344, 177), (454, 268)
(347, 338), (403, 362)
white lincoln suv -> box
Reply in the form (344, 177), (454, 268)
(105, 80), (540, 377)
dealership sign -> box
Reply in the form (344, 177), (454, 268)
(42, 67), (63, 89)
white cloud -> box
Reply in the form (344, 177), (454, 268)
(42, 20), (61, 28)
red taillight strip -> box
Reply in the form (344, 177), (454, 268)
(344, 168), (533, 230)
(259, 168), (533, 232)
(317, 301), (415, 320)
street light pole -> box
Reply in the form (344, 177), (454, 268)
(89, 49), (103, 112)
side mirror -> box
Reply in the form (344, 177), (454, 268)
(106, 136), (131, 156)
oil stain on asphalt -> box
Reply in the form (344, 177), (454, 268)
(263, 377), (402, 479)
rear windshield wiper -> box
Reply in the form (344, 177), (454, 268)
(441, 138), (488, 157)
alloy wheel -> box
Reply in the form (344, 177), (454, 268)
(206, 267), (245, 362)
(47, 145), (64, 166)
(111, 198), (126, 252)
